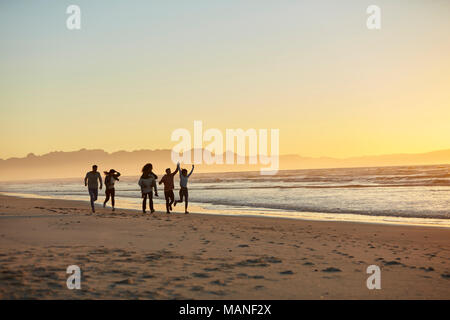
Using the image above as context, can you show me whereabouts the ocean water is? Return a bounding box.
[1,165,449,225]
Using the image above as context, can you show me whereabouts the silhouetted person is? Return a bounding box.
[84,165,102,213]
[103,169,120,211]
[174,163,194,214]
[138,163,158,213]
[159,163,179,213]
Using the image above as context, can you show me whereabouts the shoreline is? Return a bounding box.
[0,194,450,299]
[1,192,450,229]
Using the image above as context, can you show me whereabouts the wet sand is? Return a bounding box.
[0,194,449,299]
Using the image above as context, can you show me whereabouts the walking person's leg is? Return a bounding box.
[89,188,97,213]
[174,189,183,206]
[164,191,170,213]
[149,193,155,213]
[110,188,115,211]
[168,190,175,212]
[104,190,110,208]
[89,189,95,212]
[184,189,189,214]
[142,193,147,213]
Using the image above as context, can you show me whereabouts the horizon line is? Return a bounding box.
[2,147,450,162]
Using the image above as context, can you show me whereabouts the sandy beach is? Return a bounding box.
[0,194,449,300]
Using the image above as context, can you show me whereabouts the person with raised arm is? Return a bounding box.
[103,169,120,211]
[174,163,194,214]
[159,163,179,214]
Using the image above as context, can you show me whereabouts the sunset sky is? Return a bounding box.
[1,0,449,159]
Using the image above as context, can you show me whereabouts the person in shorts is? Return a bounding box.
[159,164,179,213]
[174,163,194,214]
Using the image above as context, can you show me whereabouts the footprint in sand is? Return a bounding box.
[190,286,203,291]
[210,280,227,286]
[420,267,434,272]
[321,267,341,273]
[191,272,211,279]
[236,273,263,280]
[203,267,220,272]
[207,290,227,296]
[279,270,294,275]
[383,260,402,266]
[115,278,135,285]
[236,256,281,267]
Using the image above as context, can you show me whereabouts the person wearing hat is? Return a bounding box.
[103,169,121,211]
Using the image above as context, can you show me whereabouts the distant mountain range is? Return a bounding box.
[0,148,449,181]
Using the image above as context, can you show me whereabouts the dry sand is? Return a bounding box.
[0,194,449,299]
